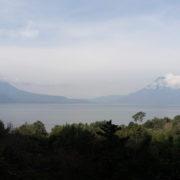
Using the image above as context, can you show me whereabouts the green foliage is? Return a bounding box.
[15,121,47,138]
[173,115,180,127]
[0,115,180,180]
[50,123,95,154]
[143,117,167,129]
[0,120,6,136]
[128,121,136,127]
[0,120,12,137]
[50,125,63,136]
[132,111,146,123]
[33,121,47,137]
[97,120,120,139]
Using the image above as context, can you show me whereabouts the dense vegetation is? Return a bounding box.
[0,114,179,180]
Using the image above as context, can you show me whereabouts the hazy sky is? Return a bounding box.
[0,0,180,98]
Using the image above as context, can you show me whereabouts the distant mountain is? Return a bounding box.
[2,74,180,105]
[0,81,87,103]
[93,75,180,105]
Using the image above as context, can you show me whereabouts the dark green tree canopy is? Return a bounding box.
[0,115,179,180]
[15,120,47,138]
[97,120,121,139]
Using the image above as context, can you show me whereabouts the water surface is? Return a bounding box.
[0,103,180,130]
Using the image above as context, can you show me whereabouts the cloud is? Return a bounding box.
[0,21,39,39]
[19,21,39,38]
[0,1,180,97]
[0,42,180,97]
[147,73,180,90]
[0,73,8,81]
[165,73,180,89]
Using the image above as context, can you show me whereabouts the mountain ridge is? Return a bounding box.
[92,75,180,105]
[0,80,88,103]
[1,74,180,105]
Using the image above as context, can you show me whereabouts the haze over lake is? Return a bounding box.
[0,103,180,130]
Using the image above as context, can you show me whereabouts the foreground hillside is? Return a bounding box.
[0,116,179,179]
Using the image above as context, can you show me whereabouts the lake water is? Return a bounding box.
[0,103,180,130]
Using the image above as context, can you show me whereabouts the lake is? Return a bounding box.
[0,103,180,130]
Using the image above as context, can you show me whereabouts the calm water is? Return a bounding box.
[0,103,180,130]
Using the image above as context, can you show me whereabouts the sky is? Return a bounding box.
[0,0,180,98]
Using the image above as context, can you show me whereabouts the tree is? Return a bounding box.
[0,120,6,136]
[33,121,47,137]
[16,121,47,137]
[132,112,146,124]
[98,120,120,139]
